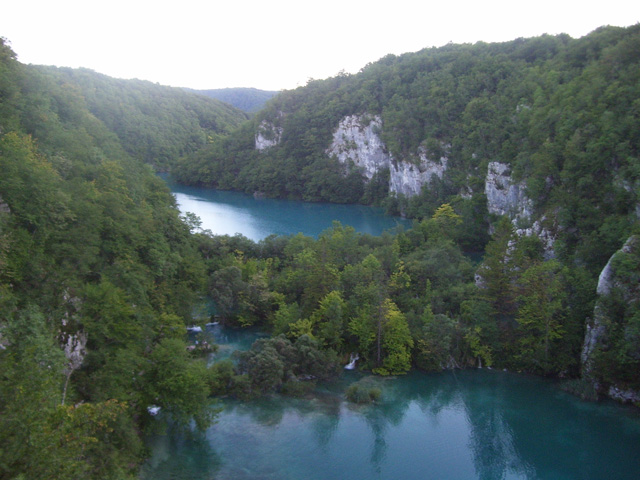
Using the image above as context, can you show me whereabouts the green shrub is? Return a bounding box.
[345,378,382,404]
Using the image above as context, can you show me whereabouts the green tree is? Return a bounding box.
[311,290,347,349]
[515,260,567,373]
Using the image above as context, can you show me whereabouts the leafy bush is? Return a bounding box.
[345,378,383,404]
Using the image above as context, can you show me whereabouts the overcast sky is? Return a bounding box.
[2,1,639,91]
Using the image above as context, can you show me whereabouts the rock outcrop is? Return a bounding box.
[484,162,557,258]
[326,115,391,180]
[0,194,10,214]
[389,147,448,197]
[514,217,557,260]
[581,235,640,403]
[255,120,283,151]
[484,162,533,223]
[326,114,447,197]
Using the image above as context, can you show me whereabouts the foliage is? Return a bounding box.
[174,25,640,275]
[346,377,383,404]
[36,66,249,170]
[2,24,640,476]
[514,260,568,374]
[0,38,218,478]
[233,335,340,395]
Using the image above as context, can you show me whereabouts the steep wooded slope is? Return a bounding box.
[175,25,640,270]
[0,38,217,479]
[37,66,249,169]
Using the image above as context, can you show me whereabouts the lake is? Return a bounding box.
[162,177,411,240]
[140,326,640,480]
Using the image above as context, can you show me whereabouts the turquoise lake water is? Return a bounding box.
[140,326,640,480]
[151,180,640,479]
[162,177,411,240]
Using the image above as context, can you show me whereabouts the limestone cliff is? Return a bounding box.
[326,115,391,180]
[484,162,533,224]
[484,162,557,258]
[582,235,640,403]
[389,147,448,197]
[255,120,283,151]
[325,114,447,197]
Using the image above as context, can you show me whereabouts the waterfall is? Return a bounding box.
[344,353,359,370]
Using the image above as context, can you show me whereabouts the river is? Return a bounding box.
[162,176,411,240]
[140,325,640,480]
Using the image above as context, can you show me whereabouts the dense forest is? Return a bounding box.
[0,38,238,478]
[171,25,640,401]
[1,25,640,479]
[34,66,249,170]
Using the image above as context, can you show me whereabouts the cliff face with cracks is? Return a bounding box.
[255,119,283,151]
[484,162,558,259]
[484,162,533,224]
[325,115,448,198]
[324,116,557,254]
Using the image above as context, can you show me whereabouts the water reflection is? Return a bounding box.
[140,427,221,480]
[142,356,640,480]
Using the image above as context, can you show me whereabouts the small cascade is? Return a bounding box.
[344,353,359,370]
[478,357,482,369]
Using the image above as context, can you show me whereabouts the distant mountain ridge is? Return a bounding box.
[187,87,278,113]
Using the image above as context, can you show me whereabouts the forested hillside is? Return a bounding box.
[1,24,639,479]
[173,26,640,399]
[37,66,249,170]
[175,26,640,265]
[0,38,230,478]
[186,87,278,113]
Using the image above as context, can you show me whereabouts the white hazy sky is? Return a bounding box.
[2,1,639,91]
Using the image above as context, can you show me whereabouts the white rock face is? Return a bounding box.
[581,307,607,371]
[147,405,161,416]
[63,330,88,373]
[326,115,392,179]
[389,148,448,197]
[582,239,632,372]
[326,115,447,197]
[485,162,533,223]
[515,217,557,260]
[608,385,640,404]
[583,237,639,372]
[485,162,556,255]
[255,120,283,151]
